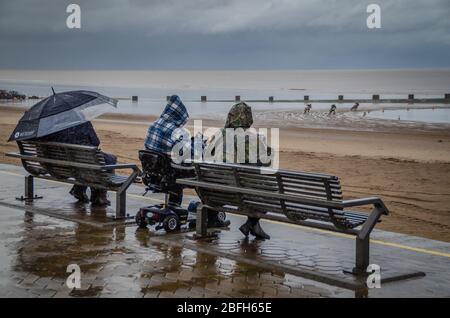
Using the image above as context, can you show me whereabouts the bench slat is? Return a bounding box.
[11,141,134,189]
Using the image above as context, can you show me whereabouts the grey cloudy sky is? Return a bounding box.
[0,0,449,69]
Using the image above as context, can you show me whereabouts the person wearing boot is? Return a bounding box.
[37,121,116,206]
[204,102,272,239]
[90,152,117,206]
[144,95,230,228]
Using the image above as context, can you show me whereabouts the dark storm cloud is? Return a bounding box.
[0,0,449,69]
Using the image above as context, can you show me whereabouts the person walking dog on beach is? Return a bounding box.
[329,104,337,115]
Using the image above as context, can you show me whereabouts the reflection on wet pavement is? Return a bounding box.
[1,164,449,298]
[0,206,351,298]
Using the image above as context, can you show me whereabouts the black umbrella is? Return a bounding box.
[8,89,117,141]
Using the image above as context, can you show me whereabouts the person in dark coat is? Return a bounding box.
[329,104,337,115]
[304,104,312,114]
[38,121,116,206]
[350,102,360,111]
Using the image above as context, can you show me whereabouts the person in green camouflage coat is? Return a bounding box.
[204,102,272,239]
[205,102,272,166]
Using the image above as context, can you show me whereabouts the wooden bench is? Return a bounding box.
[177,161,389,274]
[6,141,141,219]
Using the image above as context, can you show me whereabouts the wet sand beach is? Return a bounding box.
[1,105,450,242]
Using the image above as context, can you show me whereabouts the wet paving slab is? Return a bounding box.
[0,206,353,298]
[0,163,449,297]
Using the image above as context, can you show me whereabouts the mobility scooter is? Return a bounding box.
[136,149,199,232]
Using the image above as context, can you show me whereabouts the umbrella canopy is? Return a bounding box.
[8,90,117,141]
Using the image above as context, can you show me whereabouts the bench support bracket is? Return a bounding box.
[16,175,43,202]
[351,205,384,274]
[191,205,218,240]
[115,190,127,219]
[196,205,208,237]
[354,236,370,274]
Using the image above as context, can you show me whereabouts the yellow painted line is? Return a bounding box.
[369,240,450,258]
[1,169,450,259]
[0,170,164,204]
[127,193,168,204]
[263,218,450,258]
[0,170,27,178]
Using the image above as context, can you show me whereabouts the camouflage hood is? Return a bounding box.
[224,102,253,129]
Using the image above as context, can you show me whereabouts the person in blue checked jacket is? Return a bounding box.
[144,95,230,228]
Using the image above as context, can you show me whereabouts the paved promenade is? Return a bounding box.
[0,163,449,298]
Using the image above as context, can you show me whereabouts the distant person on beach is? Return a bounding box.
[329,104,337,115]
[204,102,272,240]
[37,122,117,206]
[304,104,312,114]
[351,102,359,111]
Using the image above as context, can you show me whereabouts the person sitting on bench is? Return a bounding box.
[37,121,117,206]
[144,95,230,228]
[204,102,272,239]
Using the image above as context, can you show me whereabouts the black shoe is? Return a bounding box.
[90,189,110,207]
[69,185,89,203]
[250,221,270,240]
[239,222,251,237]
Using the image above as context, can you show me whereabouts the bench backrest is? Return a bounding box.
[193,162,356,229]
[17,141,111,187]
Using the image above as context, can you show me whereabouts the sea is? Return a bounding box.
[1,69,450,124]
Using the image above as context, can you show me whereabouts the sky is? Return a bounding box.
[0,0,449,70]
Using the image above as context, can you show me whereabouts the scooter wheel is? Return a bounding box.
[217,211,227,223]
[163,215,180,232]
[135,212,148,229]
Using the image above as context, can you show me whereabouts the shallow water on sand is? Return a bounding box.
[365,108,450,124]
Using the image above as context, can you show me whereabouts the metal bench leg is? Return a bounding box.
[16,175,43,202]
[352,205,383,274]
[354,235,370,274]
[116,190,126,219]
[196,205,208,238]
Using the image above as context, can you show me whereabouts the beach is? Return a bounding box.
[1,105,450,242]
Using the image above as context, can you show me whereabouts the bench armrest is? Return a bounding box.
[104,164,141,173]
[5,152,22,158]
[342,197,389,215]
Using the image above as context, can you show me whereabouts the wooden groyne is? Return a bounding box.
[190,94,450,104]
[7,94,448,104]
